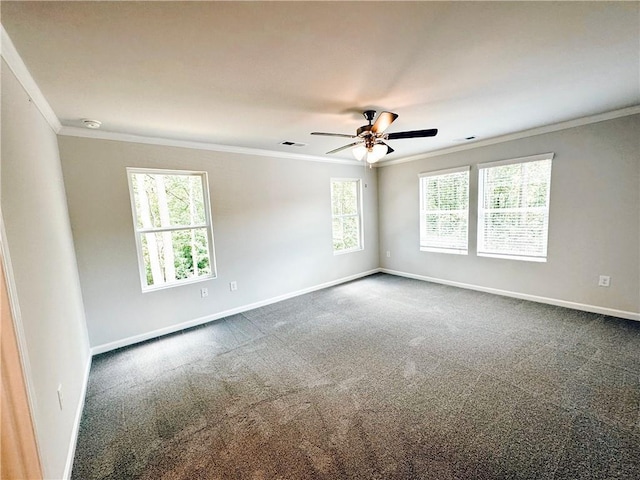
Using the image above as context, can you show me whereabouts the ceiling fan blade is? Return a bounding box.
[380,142,395,155]
[326,142,361,155]
[311,132,357,138]
[371,111,399,134]
[387,128,438,140]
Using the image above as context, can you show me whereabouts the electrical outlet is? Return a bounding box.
[57,384,64,410]
[230,281,238,292]
[598,275,611,287]
[386,251,391,258]
[200,288,208,298]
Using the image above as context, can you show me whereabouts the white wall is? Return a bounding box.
[378,115,640,317]
[1,60,91,479]
[58,136,379,349]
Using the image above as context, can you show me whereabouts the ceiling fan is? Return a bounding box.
[311,110,437,164]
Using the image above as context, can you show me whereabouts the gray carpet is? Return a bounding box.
[72,273,640,479]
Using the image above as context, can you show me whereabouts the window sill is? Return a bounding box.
[477,252,547,262]
[141,274,216,293]
[420,247,468,255]
[333,247,364,256]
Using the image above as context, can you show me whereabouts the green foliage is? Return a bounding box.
[424,171,468,211]
[423,212,468,249]
[133,172,212,287]
[333,216,360,251]
[331,180,358,216]
[331,180,361,252]
[479,159,552,256]
[483,160,550,210]
[141,230,211,286]
[132,173,205,228]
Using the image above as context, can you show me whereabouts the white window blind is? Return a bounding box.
[419,166,469,254]
[477,153,553,262]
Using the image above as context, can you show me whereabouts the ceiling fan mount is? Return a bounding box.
[311,110,437,163]
[363,109,376,123]
[355,110,377,139]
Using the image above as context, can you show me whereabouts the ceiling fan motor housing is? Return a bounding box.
[357,125,373,137]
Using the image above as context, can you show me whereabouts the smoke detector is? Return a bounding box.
[82,119,102,129]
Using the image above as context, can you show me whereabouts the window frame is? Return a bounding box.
[330,178,364,255]
[477,153,554,262]
[126,167,217,292]
[419,165,470,255]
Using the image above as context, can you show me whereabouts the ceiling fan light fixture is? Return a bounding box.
[352,142,388,163]
[352,145,367,161]
[366,143,388,164]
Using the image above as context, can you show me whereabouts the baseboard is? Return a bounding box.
[91,268,382,355]
[381,269,640,322]
[62,355,92,479]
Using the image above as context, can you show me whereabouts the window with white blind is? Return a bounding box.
[127,168,217,291]
[331,178,363,254]
[419,166,469,254]
[477,153,553,262]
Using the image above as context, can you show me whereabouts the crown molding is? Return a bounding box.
[58,105,640,168]
[57,126,362,165]
[1,23,344,165]
[378,105,640,167]
[3,22,637,167]
[1,25,62,133]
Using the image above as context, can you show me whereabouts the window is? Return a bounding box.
[477,153,553,262]
[419,166,470,254]
[331,179,363,253]
[127,168,216,291]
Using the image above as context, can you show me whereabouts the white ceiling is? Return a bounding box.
[2,1,639,162]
